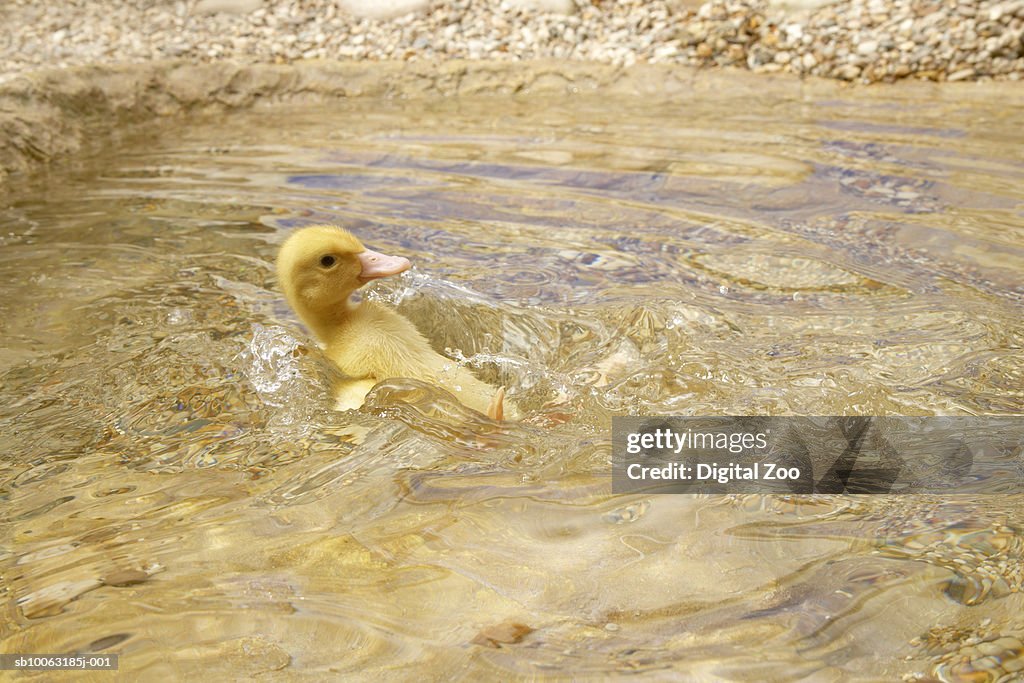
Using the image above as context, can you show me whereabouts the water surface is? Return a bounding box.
[1,82,1023,681]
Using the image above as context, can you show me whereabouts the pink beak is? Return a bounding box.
[357,247,411,283]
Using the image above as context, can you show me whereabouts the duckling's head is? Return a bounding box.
[276,225,411,332]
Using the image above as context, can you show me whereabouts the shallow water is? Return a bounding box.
[1,82,1023,681]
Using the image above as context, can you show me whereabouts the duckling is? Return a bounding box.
[276,225,512,420]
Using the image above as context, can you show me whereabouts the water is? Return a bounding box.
[1,82,1023,680]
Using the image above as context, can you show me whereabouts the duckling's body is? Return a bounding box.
[276,225,511,419]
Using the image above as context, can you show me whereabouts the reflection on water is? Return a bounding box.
[1,82,1023,680]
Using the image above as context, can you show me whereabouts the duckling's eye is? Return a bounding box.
[319,255,336,268]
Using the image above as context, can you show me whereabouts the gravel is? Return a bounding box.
[1,0,1022,84]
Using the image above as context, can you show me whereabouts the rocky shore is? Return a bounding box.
[2,0,1023,85]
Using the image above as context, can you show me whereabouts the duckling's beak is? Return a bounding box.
[357,248,411,284]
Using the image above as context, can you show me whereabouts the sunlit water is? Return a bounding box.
[1,82,1023,681]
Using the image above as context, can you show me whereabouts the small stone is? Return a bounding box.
[193,0,262,15]
[857,40,879,55]
[337,0,428,20]
[837,64,862,79]
[471,621,535,648]
[505,0,576,13]
[948,67,977,80]
[653,44,678,59]
[1005,658,1024,673]
[992,636,1023,650]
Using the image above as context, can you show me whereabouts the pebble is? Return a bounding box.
[193,0,262,15]
[856,40,878,55]
[837,64,862,80]
[948,67,977,81]
[0,0,1022,85]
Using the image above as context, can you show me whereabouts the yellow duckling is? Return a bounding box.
[276,225,511,420]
